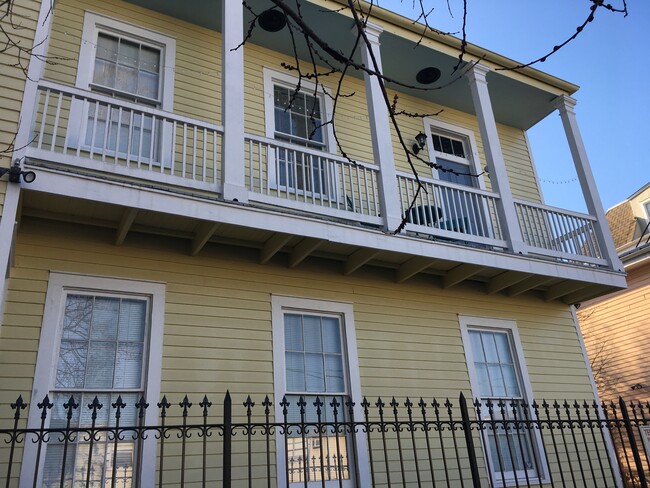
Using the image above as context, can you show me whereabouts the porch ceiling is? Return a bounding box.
[125,0,562,130]
[19,190,620,304]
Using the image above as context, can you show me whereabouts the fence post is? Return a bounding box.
[619,396,648,488]
[223,391,232,488]
[460,393,482,488]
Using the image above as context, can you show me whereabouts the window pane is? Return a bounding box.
[86,341,116,388]
[274,85,290,110]
[325,354,344,392]
[440,136,453,154]
[305,353,325,392]
[482,332,499,363]
[56,341,88,389]
[475,362,490,397]
[116,65,138,94]
[487,364,506,396]
[286,351,305,392]
[63,295,93,340]
[119,39,139,68]
[140,46,160,73]
[118,299,146,342]
[495,333,513,363]
[502,364,521,397]
[91,297,119,340]
[322,317,341,353]
[138,71,159,99]
[291,112,308,139]
[93,58,117,88]
[114,343,144,388]
[303,315,322,353]
[96,34,118,62]
[285,314,303,351]
[452,139,465,157]
[468,330,484,362]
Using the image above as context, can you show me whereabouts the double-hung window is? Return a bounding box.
[423,121,488,236]
[21,274,165,488]
[459,316,546,486]
[264,69,336,197]
[272,296,369,487]
[72,13,175,164]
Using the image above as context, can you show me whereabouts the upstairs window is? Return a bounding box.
[71,13,175,163]
[264,69,336,196]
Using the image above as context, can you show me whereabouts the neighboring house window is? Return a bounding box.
[644,200,650,219]
[264,69,336,196]
[72,12,175,163]
[459,316,547,486]
[271,296,369,487]
[21,273,165,487]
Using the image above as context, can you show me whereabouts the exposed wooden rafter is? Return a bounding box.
[115,208,138,246]
[190,222,220,256]
[443,264,484,289]
[344,248,381,276]
[289,238,324,268]
[507,276,555,297]
[487,271,531,295]
[396,257,435,283]
[260,233,292,264]
[545,280,590,302]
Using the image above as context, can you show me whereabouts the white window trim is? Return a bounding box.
[271,295,370,487]
[458,315,549,487]
[19,272,166,488]
[263,68,338,194]
[423,118,486,190]
[68,12,176,165]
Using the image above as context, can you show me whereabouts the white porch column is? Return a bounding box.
[465,63,527,254]
[221,0,248,202]
[554,95,623,271]
[0,0,55,325]
[360,23,403,231]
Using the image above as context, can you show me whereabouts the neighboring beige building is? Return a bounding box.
[0,1,631,486]
[579,182,650,401]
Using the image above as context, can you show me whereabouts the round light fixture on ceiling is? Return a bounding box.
[416,67,441,85]
[259,9,287,32]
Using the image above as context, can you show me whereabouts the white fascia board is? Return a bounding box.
[24,166,627,289]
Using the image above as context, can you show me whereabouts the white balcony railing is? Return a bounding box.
[244,134,382,224]
[26,82,612,269]
[397,172,507,248]
[514,200,606,265]
[29,81,223,192]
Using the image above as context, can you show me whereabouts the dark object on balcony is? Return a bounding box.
[259,9,287,32]
[416,66,441,85]
[406,205,442,226]
[412,131,427,155]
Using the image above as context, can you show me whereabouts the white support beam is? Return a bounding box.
[115,208,138,246]
[508,276,555,297]
[465,64,526,255]
[344,248,381,276]
[553,95,623,272]
[487,271,531,295]
[0,0,56,325]
[360,23,403,231]
[260,233,292,264]
[396,256,435,283]
[289,238,324,268]
[221,1,248,202]
[443,263,484,289]
[190,221,220,256]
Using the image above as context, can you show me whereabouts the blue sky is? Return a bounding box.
[389,0,650,212]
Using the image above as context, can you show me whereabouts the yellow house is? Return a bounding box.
[0,1,635,487]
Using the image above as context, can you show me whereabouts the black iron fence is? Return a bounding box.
[1,392,649,487]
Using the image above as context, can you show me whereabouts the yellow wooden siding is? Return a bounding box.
[44,0,222,125]
[0,217,594,409]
